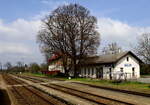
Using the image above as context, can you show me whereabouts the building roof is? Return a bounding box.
[48,53,61,63]
[81,51,143,65]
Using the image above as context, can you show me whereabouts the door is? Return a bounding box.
[109,68,112,80]
[96,67,103,78]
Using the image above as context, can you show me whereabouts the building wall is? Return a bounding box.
[48,59,65,73]
[79,54,140,79]
[114,54,140,79]
[103,66,114,79]
[80,66,97,78]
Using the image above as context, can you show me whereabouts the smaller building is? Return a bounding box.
[48,53,65,73]
[79,51,143,80]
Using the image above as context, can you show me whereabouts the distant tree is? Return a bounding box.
[0,62,2,71]
[29,63,40,73]
[17,61,23,67]
[40,63,48,71]
[102,42,122,54]
[4,62,12,71]
[134,33,150,64]
[16,61,25,72]
[37,4,100,77]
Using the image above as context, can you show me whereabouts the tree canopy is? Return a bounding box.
[37,4,100,76]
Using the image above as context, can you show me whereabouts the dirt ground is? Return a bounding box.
[0,74,11,105]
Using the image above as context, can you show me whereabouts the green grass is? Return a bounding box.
[21,72,68,79]
[66,78,150,93]
[22,72,47,77]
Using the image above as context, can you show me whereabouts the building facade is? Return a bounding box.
[79,51,142,79]
[48,54,65,73]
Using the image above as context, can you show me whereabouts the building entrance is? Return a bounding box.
[96,67,103,78]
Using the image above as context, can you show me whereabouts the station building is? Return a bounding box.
[79,51,142,79]
[48,51,142,79]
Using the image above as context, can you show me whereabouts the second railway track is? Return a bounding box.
[42,83,135,105]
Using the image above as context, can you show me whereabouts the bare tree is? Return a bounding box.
[4,62,12,70]
[134,33,150,64]
[17,61,23,68]
[102,42,122,54]
[0,62,2,71]
[37,4,100,77]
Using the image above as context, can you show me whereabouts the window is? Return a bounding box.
[132,67,135,77]
[92,68,94,75]
[127,57,129,61]
[84,68,86,75]
[120,68,123,72]
[88,68,90,75]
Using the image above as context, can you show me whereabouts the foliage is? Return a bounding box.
[40,63,48,71]
[29,63,41,73]
[140,64,150,75]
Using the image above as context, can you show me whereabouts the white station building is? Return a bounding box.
[48,51,142,79]
[79,51,143,79]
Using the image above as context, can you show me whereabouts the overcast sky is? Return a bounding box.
[0,0,150,65]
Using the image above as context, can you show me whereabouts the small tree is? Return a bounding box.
[40,63,48,71]
[29,63,40,73]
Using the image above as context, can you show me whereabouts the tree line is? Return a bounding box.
[0,61,47,73]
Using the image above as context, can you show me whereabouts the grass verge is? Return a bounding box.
[66,78,150,94]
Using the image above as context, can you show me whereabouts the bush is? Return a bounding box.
[140,64,150,75]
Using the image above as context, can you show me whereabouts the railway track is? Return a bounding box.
[16,75,44,83]
[42,83,135,105]
[11,85,68,105]
[3,74,72,105]
[17,75,150,98]
[2,74,25,85]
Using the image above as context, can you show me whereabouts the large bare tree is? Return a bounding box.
[135,33,150,64]
[37,4,100,77]
[102,42,122,54]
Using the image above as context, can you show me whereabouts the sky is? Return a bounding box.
[0,0,150,65]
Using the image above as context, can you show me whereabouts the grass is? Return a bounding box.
[22,72,47,77]
[21,72,68,79]
[66,78,150,94]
